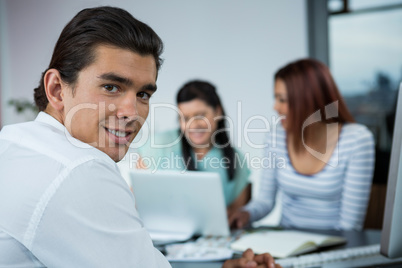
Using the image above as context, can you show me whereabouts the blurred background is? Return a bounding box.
[1,0,401,227]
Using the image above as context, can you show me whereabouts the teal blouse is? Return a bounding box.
[136,129,250,206]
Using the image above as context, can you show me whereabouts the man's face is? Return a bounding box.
[61,45,157,162]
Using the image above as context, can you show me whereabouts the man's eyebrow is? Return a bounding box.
[142,83,157,93]
[98,72,157,92]
[98,73,134,87]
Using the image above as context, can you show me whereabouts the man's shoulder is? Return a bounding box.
[0,119,115,168]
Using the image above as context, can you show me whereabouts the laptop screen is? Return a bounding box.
[130,170,230,242]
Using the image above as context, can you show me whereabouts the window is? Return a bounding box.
[328,0,402,13]
[306,0,402,229]
[308,0,402,184]
[329,6,402,153]
[323,0,402,185]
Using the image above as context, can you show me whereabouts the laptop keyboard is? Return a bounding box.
[165,237,233,261]
[194,235,236,248]
[165,232,243,262]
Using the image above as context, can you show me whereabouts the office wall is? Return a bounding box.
[0,0,308,224]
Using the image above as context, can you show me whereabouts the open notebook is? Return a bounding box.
[130,170,230,242]
[230,230,347,258]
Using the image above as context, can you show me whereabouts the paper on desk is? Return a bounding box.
[230,230,346,258]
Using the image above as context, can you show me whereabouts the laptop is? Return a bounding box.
[129,170,230,242]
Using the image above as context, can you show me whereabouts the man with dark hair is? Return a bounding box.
[0,6,278,268]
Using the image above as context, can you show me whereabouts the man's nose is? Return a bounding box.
[116,91,138,121]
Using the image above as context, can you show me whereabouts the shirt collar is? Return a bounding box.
[34,112,119,165]
[34,111,93,151]
[35,111,66,132]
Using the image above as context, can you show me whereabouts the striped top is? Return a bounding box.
[244,123,375,230]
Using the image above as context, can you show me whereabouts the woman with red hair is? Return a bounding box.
[230,58,375,231]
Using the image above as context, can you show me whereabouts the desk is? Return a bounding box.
[168,229,399,268]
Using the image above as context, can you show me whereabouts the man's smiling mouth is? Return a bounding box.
[104,127,134,144]
[106,128,130,137]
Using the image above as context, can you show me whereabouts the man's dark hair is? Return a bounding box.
[34,6,164,111]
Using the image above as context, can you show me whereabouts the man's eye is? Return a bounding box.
[138,92,151,100]
[104,85,119,93]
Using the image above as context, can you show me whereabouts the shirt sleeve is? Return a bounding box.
[243,132,278,222]
[339,127,375,230]
[31,160,171,268]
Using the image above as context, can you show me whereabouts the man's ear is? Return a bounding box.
[44,69,65,111]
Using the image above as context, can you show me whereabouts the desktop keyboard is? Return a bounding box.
[275,244,402,268]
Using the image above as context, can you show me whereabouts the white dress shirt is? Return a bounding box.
[0,112,171,267]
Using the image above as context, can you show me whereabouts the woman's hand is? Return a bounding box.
[228,210,251,229]
[222,248,281,268]
[136,156,147,169]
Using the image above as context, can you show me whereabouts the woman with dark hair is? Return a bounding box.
[137,80,251,214]
[229,58,375,230]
